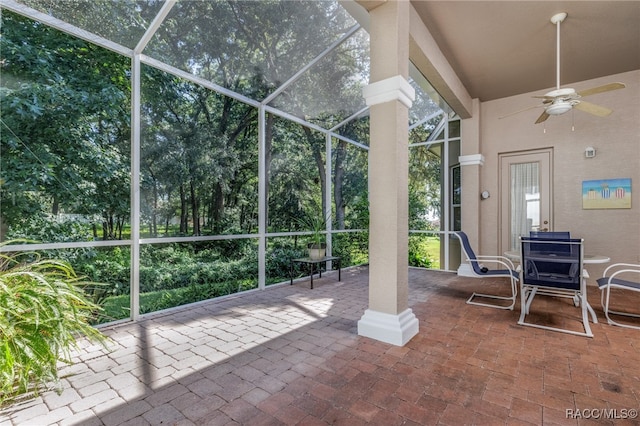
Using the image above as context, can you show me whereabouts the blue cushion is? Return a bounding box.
[482,268,519,280]
[597,277,640,291]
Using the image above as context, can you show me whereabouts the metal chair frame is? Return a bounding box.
[518,237,596,337]
[455,231,518,310]
[597,263,640,330]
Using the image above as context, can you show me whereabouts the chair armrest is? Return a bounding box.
[475,255,516,270]
[603,263,640,283]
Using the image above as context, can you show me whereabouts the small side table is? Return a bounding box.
[290,256,341,289]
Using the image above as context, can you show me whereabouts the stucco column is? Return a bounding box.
[357,0,419,346]
[458,98,483,276]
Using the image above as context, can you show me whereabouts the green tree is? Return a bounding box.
[0,11,131,241]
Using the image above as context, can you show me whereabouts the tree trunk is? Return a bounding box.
[334,140,347,230]
[164,190,172,236]
[212,182,224,233]
[0,215,8,242]
[180,185,188,234]
[152,180,158,237]
[52,196,60,216]
[102,213,114,240]
[190,181,200,236]
[303,127,326,215]
[264,113,274,225]
[117,216,124,240]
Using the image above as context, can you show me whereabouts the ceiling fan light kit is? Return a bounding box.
[546,101,574,116]
[500,12,625,124]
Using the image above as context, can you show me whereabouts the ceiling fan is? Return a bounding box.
[503,12,625,124]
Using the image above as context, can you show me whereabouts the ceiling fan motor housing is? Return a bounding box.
[544,88,577,98]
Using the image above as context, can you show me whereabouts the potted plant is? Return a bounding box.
[297,209,331,260]
[0,242,108,406]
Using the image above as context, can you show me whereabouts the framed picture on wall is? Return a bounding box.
[582,178,632,209]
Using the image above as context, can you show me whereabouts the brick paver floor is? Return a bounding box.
[1,266,639,425]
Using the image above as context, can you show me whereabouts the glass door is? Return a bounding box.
[500,149,553,252]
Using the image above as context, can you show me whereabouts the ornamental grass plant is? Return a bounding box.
[295,207,331,249]
[0,243,108,406]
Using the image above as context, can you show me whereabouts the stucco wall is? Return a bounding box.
[474,69,639,279]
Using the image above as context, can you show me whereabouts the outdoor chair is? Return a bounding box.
[519,237,596,337]
[455,231,518,310]
[529,231,571,239]
[597,263,640,330]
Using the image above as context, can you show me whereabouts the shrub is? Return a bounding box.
[408,235,436,268]
[0,244,108,406]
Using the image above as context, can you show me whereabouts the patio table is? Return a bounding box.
[290,256,341,289]
[504,250,610,265]
[505,249,610,326]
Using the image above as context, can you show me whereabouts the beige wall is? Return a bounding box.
[469,69,639,278]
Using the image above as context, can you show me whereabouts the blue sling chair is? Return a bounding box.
[597,263,640,330]
[455,231,518,310]
[519,236,597,337]
[529,231,571,239]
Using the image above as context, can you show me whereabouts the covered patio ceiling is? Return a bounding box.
[351,1,639,118]
[410,1,640,104]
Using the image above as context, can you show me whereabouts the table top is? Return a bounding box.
[503,250,610,264]
[291,256,340,263]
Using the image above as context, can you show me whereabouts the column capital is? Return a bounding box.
[363,75,415,108]
[459,153,484,166]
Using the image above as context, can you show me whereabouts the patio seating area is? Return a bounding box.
[2,267,639,425]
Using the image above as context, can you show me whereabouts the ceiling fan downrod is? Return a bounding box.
[551,12,567,91]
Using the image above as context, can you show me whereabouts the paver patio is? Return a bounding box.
[1,266,639,425]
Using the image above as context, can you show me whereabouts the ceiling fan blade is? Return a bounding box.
[499,104,544,119]
[577,82,626,97]
[574,100,613,117]
[535,110,550,124]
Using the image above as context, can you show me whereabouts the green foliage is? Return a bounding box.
[1,6,374,243]
[332,232,369,266]
[6,216,95,243]
[295,207,331,248]
[1,11,131,241]
[408,142,442,230]
[75,247,131,306]
[265,242,307,283]
[137,243,257,294]
[408,235,439,269]
[0,243,107,405]
[101,278,257,319]
[0,2,448,331]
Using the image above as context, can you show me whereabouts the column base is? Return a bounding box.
[357,308,419,346]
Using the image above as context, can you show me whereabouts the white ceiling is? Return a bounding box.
[411,1,640,102]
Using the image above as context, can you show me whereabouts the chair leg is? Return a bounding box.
[524,287,537,314]
[601,286,640,330]
[518,283,528,324]
[466,278,517,310]
[518,286,594,337]
[579,294,593,337]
